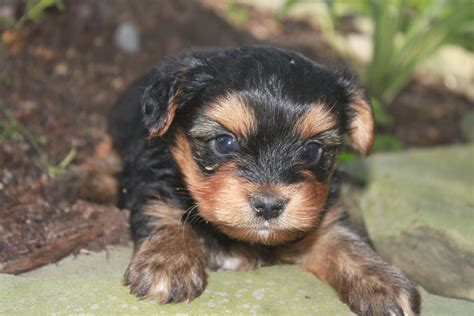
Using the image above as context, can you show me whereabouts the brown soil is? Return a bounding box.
[0,0,472,272]
[389,77,473,147]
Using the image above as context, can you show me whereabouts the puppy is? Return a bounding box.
[109,46,420,315]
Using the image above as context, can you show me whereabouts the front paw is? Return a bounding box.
[347,267,421,316]
[124,248,207,304]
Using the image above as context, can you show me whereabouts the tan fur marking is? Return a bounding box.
[398,292,417,316]
[171,131,330,246]
[143,200,184,230]
[204,94,256,138]
[295,204,420,315]
[149,90,181,138]
[124,198,207,303]
[349,96,375,156]
[296,103,337,139]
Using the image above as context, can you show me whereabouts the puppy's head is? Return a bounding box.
[142,47,374,245]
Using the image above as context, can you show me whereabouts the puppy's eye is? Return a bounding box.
[212,135,237,155]
[303,141,323,163]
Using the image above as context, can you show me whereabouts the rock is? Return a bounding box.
[342,145,474,301]
[1,245,473,314]
[0,246,351,315]
[114,22,140,54]
[461,111,474,143]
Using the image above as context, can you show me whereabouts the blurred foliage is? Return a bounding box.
[278,0,472,154]
[339,150,359,162]
[1,0,64,48]
[22,0,64,25]
[0,1,71,176]
[1,73,13,88]
[339,132,403,163]
[278,0,473,104]
[0,102,76,177]
[0,15,16,30]
[359,0,473,104]
[275,0,302,20]
[372,133,404,152]
[226,0,250,25]
[371,97,393,126]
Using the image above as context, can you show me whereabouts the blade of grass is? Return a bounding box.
[0,101,76,177]
[0,103,45,158]
[48,148,77,177]
[17,0,64,27]
[382,7,473,102]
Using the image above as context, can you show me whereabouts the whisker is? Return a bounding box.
[181,203,199,256]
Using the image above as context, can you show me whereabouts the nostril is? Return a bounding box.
[254,206,265,215]
[271,204,283,212]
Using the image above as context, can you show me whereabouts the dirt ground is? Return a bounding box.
[0,0,472,273]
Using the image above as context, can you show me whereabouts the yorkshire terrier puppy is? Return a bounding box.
[109,46,420,315]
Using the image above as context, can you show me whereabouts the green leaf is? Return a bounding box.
[275,0,303,20]
[25,0,64,23]
[47,147,77,177]
[339,150,360,163]
[372,134,404,152]
[2,74,13,88]
[371,97,393,126]
[328,0,474,103]
[0,101,76,177]
[226,0,250,24]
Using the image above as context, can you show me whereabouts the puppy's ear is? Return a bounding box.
[337,73,375,156]
[142,55,212,137]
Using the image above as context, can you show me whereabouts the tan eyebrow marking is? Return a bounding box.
[203,93,256,138]
[295,103,337,138]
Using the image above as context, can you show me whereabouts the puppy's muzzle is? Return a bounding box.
[249,191,288,220]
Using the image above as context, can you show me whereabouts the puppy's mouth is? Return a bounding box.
[249,222,274,234]
[225,220,279,233]
[253,225,276,238]
[213,218,307,246]
[189,179,326,245]
[253,219,279,233]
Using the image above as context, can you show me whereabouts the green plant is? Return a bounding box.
[1,0,64,47]
[372,133,403,152]
[18,0,64,26]
[362,0,473,103]
[371,97,393,126]
[225,0,250,25]
[275,0,303,20]
[277,0,473,104]
[339,132,403,163]
[1,74,13,88]
[339,150,359,162]
[0,102,76,177]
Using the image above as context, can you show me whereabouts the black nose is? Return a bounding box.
[250,193,288,220]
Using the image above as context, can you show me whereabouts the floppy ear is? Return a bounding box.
[142,55,212,137]
[337,74,375,156]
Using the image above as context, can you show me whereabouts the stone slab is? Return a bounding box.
[342,145,474,300]
[1,246,473,315]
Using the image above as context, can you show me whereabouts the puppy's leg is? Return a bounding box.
[124,201,207,304]
[301,206,420,315]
